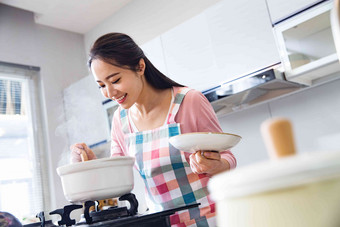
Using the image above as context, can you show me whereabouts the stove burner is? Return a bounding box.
[82,193,139,224]
[45,193,139,226]
[24,195,200,227]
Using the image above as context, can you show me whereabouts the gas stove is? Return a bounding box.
[23,193,199,227]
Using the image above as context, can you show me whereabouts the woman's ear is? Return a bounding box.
[137,58,146,75]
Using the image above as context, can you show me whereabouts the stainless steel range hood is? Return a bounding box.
[202,63,307,117]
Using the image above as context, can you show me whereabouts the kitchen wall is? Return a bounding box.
[0,4,88,209]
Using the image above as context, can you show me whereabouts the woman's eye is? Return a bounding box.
[111,78,120,84]
[98,85,105,89]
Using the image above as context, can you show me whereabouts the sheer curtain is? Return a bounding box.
[0,62,50,221]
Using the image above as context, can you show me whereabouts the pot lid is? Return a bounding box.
[57,156,135,176]
[208,150,340,200]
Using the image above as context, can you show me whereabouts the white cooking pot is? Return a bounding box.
[208,118,340,227]
[57,156,135,203]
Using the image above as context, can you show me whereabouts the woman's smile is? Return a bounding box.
[114,93,127,104]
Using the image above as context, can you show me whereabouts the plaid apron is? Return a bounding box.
[120,87,216,227]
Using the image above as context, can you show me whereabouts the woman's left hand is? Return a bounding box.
[189,150,230,176]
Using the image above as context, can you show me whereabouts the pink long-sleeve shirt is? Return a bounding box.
[110,87,237,169]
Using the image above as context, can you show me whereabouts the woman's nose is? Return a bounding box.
[106,85,117,99]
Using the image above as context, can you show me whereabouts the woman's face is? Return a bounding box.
[91,59,145,109]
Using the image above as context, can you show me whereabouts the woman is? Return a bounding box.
[71,33,236,227]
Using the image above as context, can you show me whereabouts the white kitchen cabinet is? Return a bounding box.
[273,0,340,85]
[161,13,220,91]
[266,0,320,23]
[160,0,280,92]
[141,36,168,76]
[205,0,280,85]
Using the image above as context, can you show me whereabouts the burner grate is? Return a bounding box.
[82,193,138,224]
[23,195,200,227]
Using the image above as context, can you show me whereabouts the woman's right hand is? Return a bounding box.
[70,143,97,163]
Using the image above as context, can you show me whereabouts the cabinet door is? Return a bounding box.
[266,0,320,23]
[141,36,168,75]
[161,13,220,91]
[161,0,280,91]
[273,1,340,85]
[205,0,280,84]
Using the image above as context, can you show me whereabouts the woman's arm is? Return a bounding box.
[176,89,237,175]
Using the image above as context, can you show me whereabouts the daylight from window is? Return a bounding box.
[0,77,38,220]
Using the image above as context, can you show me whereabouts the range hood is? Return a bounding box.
[202,63,307,117]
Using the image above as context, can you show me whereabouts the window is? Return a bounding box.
[0,62,50,221]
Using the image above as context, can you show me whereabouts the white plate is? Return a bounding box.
[169,132,241,152]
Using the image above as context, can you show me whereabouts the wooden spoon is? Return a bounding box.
[80,149,88,162]
[261,117,296,159]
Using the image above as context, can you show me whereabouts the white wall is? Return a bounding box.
[0,4,88,209]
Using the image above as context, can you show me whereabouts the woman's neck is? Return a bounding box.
[133,85,172,119]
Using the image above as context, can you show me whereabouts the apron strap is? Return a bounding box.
[166,87,192,124]
[120,87,192,133]
[120,107,130,134]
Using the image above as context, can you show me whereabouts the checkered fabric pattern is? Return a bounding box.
[120,87,216,226]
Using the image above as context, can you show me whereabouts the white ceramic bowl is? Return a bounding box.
[57,156,135,203]
[208,150,340,227]
[169,132,241,152]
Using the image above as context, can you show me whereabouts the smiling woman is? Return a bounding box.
[69,32,237,227]
[0,62,50,222]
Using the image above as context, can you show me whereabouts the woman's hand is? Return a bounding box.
[70,143,97,163]
[189,150,230,176]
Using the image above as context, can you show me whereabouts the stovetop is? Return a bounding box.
[24,193,199,227]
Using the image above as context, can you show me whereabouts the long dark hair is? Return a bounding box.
[88,33,184,89]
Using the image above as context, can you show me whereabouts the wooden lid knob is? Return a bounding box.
[261,117,296,159]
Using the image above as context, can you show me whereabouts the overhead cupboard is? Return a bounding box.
[272,0,340,85]
[142,0,340,92]
[141,0,281,92]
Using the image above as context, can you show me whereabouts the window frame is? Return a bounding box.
[0,62,51,218]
